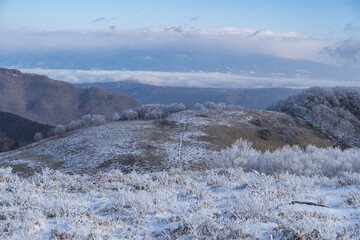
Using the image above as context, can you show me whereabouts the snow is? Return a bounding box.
[0,167,359,239]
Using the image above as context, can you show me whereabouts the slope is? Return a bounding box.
[0,111,52,152]
[0,68,141,125]
[0,108,332,176]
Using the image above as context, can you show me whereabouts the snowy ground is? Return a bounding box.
[0,165,359,239]
[1,138,360,239]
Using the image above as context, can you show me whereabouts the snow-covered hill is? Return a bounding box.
[0,109,359,239]
[0,109,332,176]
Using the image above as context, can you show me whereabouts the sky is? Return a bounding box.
[0,0,360,88]
[0,0,359,38]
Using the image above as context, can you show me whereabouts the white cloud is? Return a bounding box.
[323,39,360,64]
[20,69,360,89]
[0,26,335,64]
[93,17,115,23]
[134,56,153,61]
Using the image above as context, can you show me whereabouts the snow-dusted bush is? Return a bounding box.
[112,112,120,121]
[65,119,86,132]
[163,103,186,114]
[120,109,139,120]
[268,87,360,147]
[49,103,185,137]
[208,138,360,177]
[204,101,218,110]
[50,114,107,137]
[53,124,66,136]
[82,114,106,125]
[144,108,164,119]
[33,132,43,142]
[195,102,243,110]
[194,103,206,110]
[120,103,186,121]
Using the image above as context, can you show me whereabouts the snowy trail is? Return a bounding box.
[178,119,187,169]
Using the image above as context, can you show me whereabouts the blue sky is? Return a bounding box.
[0,0,359,39]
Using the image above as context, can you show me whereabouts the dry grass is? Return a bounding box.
[193,109,332,152]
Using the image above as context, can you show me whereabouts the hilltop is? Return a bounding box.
[0,108,332,176]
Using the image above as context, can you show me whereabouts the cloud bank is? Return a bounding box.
[0,26,334,64]
[3,26,359,88]
[323,39,360,64]
[21,69,360,89]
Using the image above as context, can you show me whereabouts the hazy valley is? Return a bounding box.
[77,81,300,110]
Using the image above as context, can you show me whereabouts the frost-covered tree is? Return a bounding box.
[163,103,186,115]
[123,103,186,120]
[268,87,360,147]
[90,114,106,125]
[144,108,164,119]
[121,109,138,120]
[197,102,241,110]
[204,102,217,110]
[50,114,107,137]
[66,119,86,132]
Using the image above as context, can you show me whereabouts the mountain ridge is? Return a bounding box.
[77,80,301,109]
[0,68,141,125]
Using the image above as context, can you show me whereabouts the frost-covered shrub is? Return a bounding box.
[123,103,186,121]
[268,87,360,147]
[204,102,218,110]
[54,124,66,136]
[33,132,43,142]
[120,109,138,120]
[209,138,360,177]
[65,119,86,132]
[82,114,106,125]
[195,102,243,110]
[144,108,164,119]
[215,139,258,168]
[51,114,107,137]
[194,103,205,110]
[163,103,186,114]
[49,103,186,137]
[112,112,120,121]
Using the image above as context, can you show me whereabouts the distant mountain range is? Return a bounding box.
[0,68,141,125]
[77,81,301,109]
[0,111,52,152]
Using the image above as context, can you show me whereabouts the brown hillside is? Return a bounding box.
[0,68,142,125]
[0,111,52,152]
